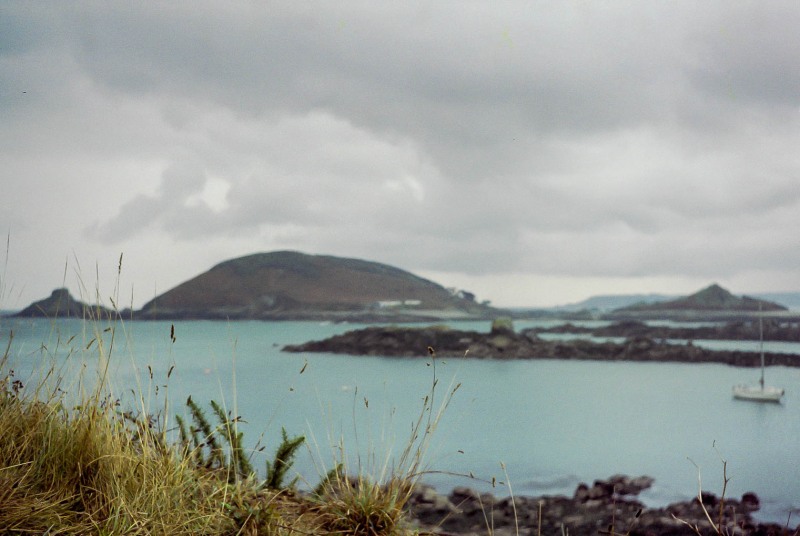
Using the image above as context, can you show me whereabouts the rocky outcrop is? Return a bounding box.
[11,288,115,319]
[283,325,800,368]
[405,476,786,536]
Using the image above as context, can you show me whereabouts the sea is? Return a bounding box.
[2,316,799,524]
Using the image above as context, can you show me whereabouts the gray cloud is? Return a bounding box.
[3,1,800,308]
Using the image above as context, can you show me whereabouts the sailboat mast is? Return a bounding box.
[758,303,765,389]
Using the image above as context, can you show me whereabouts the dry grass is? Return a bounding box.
[312,474,412,536]
[0,345,249,534]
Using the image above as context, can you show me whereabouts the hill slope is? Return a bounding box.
[136,251,495,320]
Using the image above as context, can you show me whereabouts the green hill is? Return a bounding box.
[136,251,496,320]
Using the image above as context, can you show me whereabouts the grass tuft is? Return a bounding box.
[0,354,229,534]
[314,473,412,536]
[306,345,462,535]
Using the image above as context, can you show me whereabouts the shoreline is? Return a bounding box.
[405,475,792,535]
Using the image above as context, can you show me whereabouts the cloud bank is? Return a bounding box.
[3,1,800,308]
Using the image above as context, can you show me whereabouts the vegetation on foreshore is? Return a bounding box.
[0,314,460,535]
[1,256,793,535]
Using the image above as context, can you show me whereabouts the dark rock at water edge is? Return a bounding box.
[406,475,788,536]
[282,324,800,368]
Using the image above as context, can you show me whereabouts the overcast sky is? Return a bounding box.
[3,1,800,310]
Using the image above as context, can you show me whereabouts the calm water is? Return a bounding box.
[2,317,799,523]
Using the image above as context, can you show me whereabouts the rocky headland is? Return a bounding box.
[282,322,800,368]
[405,475,785,536]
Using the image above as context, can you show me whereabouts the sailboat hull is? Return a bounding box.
[732,306,784,402]
[732,384,784,402]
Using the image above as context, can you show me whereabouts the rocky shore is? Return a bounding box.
[406,475,787,536]
[282,324,800,368]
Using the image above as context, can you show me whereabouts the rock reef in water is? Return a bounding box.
[282,324,800,368]
[406,475,784,536]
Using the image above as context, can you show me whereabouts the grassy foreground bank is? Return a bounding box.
[0,320,453,535]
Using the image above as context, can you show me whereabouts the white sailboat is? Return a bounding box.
[733,307,784,402]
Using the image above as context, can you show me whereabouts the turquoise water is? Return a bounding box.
[2,317,799,523]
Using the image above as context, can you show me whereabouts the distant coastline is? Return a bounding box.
[7,252,800,324]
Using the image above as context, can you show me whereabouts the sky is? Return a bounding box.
[3,2,800,310]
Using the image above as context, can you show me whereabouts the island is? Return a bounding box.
[131,251,501,321]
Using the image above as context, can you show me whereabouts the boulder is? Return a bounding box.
[741,491,760,511]
[490,317,515,334]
